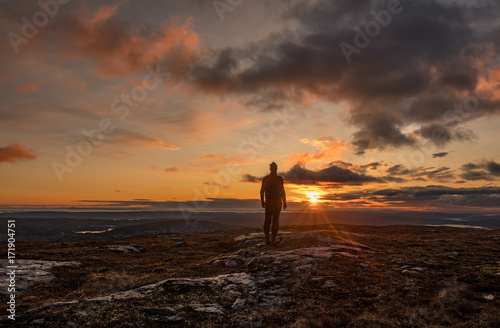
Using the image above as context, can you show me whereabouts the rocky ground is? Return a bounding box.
[1,224,500,327]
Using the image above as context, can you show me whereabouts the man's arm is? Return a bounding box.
[260,177,266,208]
[281,177,287,209]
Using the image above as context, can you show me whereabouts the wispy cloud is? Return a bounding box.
[53,5,199,78]
[460,159,500,181]
[151,165,179,173]
[285,137,349,165]
[2,3,200,78]
[103,130,179,150]
[385,164,456,183]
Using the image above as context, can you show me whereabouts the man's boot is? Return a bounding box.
[265,234,271,245]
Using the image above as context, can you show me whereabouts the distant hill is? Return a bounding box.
[2,209,500,242]
[0,218,232,242]
[99,219,232,239]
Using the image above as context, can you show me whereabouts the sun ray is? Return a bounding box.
[306,191,321,204]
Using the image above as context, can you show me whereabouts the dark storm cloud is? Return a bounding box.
[369,185,500,207]
[460,169,493,181]
[415,124,477,146]
[460,159,500,180]
[350,116,417,154]
[189,0,500,154]
[282,163,384,184]
[241,163,383,185]
[432,152,450,158]
[5,1,498,156]
[240,174,261,183]
[243,160,458,185]
[409,186,500,198]
[321,185,500,208]
[486,161,500,176]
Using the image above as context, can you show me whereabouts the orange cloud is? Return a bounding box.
[151,165,179,173]
[151,139,180,150]
[197,153,245,168]
[199,154,226,160]
[476,67,500,101]
[285,137,349,166]
[52,5,199,78]
[107,130,179,151]
[16,82,37,94]
[0,143,36,163]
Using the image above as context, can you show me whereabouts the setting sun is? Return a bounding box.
[306,192,321,205]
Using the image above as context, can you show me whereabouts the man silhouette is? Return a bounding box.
[260,162,287,245]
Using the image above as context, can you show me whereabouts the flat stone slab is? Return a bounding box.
[105,245,144,253]
[190,303,225,314]
[0,259,80,294]
[234,232,292,242]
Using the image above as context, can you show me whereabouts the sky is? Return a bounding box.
[1,0,500,212]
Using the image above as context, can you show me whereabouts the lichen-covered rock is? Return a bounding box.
[0,259,80,294]
[105,245,144,253]
[190,303,225,314]
[172,241,188,247]
[154,314,186,323]
[232,298,247,310]
[142,306,184,316]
